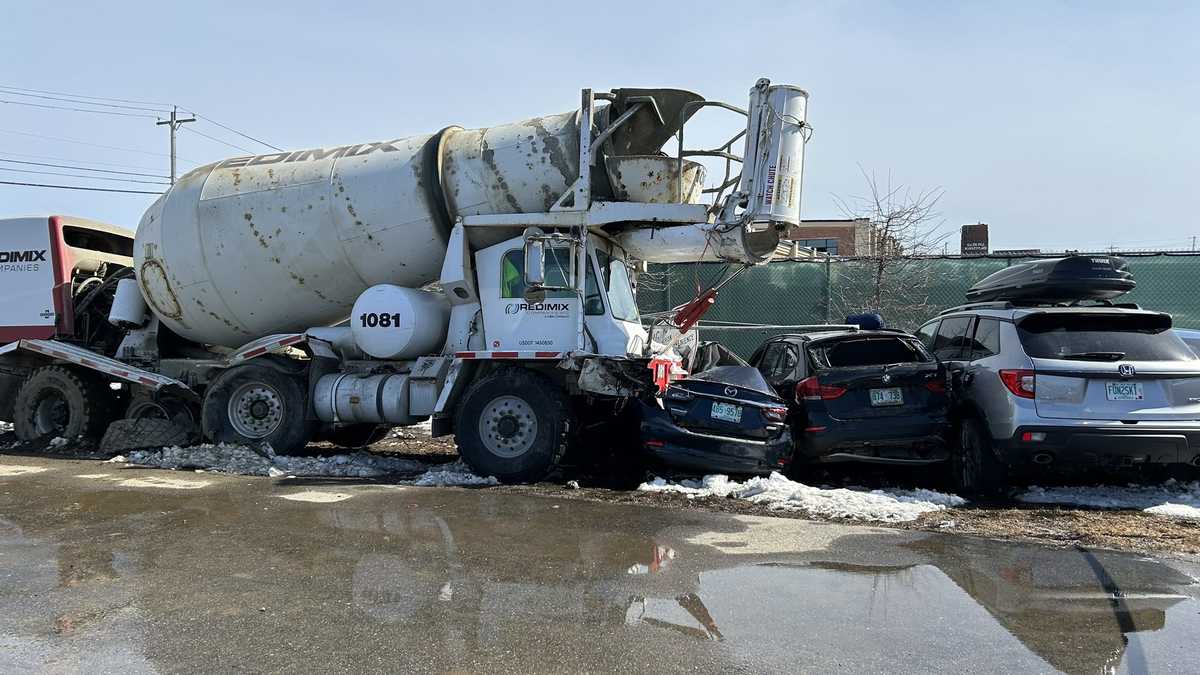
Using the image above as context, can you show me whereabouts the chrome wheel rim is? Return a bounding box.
[478,395,538,458]
[227,382,284,439]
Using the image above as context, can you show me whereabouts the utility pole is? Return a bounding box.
[156,105,195,184]
[1192,235,1196,252]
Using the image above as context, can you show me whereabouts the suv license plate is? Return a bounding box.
[710,401,742,423]
[1105,382,1144,401]
[870,387,904,406]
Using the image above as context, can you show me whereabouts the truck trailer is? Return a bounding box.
[0,78,809,482]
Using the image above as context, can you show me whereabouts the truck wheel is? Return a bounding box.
[455,368,571,483]
[952,417,1008,499]
[325,424,390,449]
[202,364,314,455]
[12,365,111,441]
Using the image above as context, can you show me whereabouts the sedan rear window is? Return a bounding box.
[810,336,932,368]
[1018,313,1195,362]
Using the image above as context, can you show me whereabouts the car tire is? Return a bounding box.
[201,364,314,455]
[952,416,1008,498]
[13,365,114,441]
[455,368,571,484]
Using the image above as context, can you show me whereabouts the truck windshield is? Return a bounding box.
[596,248,640,323]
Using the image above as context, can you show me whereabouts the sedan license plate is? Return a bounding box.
[869,387,904,407]
[1105,381,1144,401]
[710,401,743,423]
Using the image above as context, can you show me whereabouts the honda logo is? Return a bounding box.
[1118,364,1136,378]
[724,386,738,397]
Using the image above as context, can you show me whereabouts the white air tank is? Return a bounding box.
[350,285,449,360]
[134,112,582,347]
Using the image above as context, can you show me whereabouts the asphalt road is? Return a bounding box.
[2,454,1199,674]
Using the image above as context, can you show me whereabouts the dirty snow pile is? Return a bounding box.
[113,443,499,485]
[639,472,966,523]
[404,462,499,487]
[1018,480,1200,520]
[0,421,12,434]
[124,443,432,478]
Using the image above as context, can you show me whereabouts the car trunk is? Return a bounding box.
[661,366,786,440]
[815,363,946,421]
[1019,312,1200,422]
[805,335,946,421]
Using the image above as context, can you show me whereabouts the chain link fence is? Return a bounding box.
[637,253,1200,358]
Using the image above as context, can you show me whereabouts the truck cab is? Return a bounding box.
[0,215,133,343]
[475,234,646,356]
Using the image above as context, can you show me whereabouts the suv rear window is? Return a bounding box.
[1018,313,1195,362]
[809,336,932,368]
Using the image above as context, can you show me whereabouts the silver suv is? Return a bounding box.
[916,303,1200,494]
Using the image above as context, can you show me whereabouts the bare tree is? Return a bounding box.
[829,168,951,328]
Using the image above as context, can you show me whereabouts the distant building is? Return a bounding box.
[960,223,989,256]
[785,218,899,257]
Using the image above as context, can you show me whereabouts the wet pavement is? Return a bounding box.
[1,454,1199,674]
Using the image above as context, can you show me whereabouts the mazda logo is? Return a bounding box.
[724,386,738,397]
[1118,364,1136,378]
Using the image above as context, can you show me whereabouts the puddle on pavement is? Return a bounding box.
[0,478,1197,672]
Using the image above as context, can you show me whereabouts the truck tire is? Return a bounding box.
[952,416,1008,499]
[12,365,112,441]
[455,368,571,484]
[325,424,390,449]
[201,364,314,455]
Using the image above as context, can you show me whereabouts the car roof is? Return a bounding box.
[769,329,914,345]
[931,304,1168,324]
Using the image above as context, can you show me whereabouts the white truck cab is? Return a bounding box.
[475,234,645,356]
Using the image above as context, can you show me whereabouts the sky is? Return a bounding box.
[2,0,1197,252]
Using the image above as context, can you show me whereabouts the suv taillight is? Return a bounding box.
[999,369,1036,399]
[796,376,847,402]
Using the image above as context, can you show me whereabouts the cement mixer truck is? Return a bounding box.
[0,78,809,482]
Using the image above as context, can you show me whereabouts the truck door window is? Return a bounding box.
[501,248,599,314]
[932,316,973,360]
[595,248,639,323]
[62,226,134,256]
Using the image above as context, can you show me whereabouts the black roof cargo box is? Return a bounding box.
[966,255,1135,303]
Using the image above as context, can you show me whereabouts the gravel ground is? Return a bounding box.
[5,424,1200,556]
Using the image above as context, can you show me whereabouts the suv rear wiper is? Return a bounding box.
[1058,351,1126,361]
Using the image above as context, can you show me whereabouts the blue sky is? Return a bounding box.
[2,0,1197,251]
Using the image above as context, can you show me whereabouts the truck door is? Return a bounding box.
[0,217,59,341]
[476,239,593,352]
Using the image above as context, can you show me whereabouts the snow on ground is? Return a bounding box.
[125,444,432,478]
[113,442,498,485]
[0,421,12,434]
[639,472,966,523]
[1018,480,1200,520]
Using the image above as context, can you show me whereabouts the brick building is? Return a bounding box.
[785,218,899,257]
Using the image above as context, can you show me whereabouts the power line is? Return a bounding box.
[0,179,163,195]
[180,125,256,154]
[191,113,281,151]
[0,128,195,163]
[0,98,161,119]
[0,87,172,114]
[0,157,169,178]
[0,166,170,185]
[0,84,172,108]
[0,150,165,173]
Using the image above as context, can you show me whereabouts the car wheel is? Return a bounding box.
[201,364,314,455]
[455,368,571,484]
[12,365,113,441]
[952,417,1008,498]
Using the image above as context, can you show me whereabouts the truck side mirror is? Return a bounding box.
[522,228,546,288]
